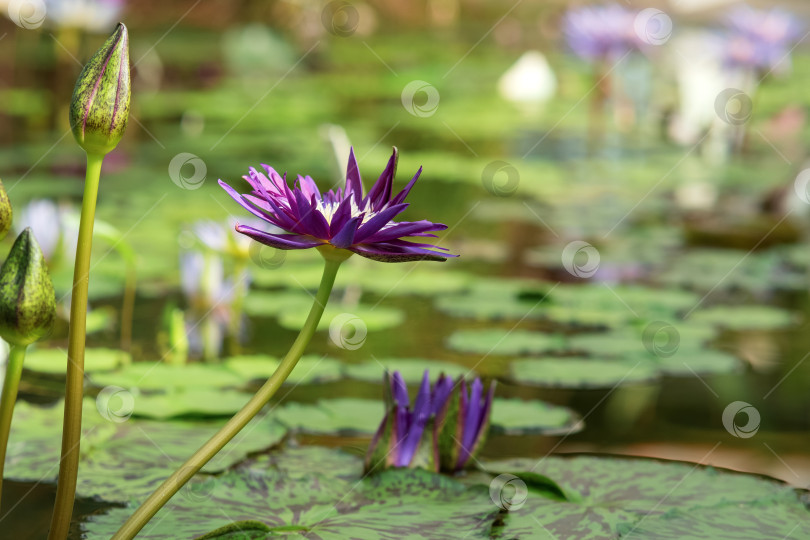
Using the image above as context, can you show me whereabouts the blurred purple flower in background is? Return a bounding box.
[563,4,641,62]
[724,6,803,73]
[220,147,455,263]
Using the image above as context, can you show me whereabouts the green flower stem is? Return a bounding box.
[0,344,27,509]
[112,254,345,540]
[49,152,104,540]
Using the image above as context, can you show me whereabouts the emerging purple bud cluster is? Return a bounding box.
[365,370,495,474]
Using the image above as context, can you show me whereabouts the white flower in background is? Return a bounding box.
[498,51,557,106]
[16,199,63,262]
[179,251,234,360]
[44,0,126,32]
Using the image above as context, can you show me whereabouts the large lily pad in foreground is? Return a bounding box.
[83,446,810,539]
[6,399,287,502]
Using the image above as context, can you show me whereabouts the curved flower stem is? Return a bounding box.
[49,151,104,540]
[112,253,346,540]
[0,344,27,509]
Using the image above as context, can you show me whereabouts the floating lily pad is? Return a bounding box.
[89,362,246,391]
[84,447,494,539]
[6,398,287,502]
[276,398,384,435]
[658,249,807,295]
[278,304,405,332]
[252,261,472,296]
[446,329,567,356]
[510,358,660,389]
[242,290,314,318]
[628,495,810,539]
[129,388,251,419]
[343,358,471,383]
[24,347,131,374]
[84,446,810,539]
[489,398,583,435]
[223,355,343,384]
[689,306,796,330]
[484,455,810,539]
[275,397,578,436]
[654,350,743,376]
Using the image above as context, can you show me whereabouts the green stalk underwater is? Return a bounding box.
[111,253,346,540]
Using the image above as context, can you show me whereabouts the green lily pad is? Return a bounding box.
[89,362,246,391]
[84,447,494,539]
[24,347,131,374]
[251,260,472,296]
[689,306,796,330]
[6,398,287,502]
[343,358,471,383]
[510,357,661,389]
[484,455,810,539]
[654,350,743,376]
[84,446,810,539]
[223,355,343,384]
[276,398,384,435]
[275,397,578,436]
[278,305,404,332]
[446,329,567,356]
[241,290,315,318]
[489,398,583,435]
[627,495,810,539]
[129,388,251,419]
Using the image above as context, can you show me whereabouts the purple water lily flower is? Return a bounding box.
[724,7,803,73]
[365,370,453,472]
[436,377,496,473]
[219,147,455,263]
[563,5,641,62]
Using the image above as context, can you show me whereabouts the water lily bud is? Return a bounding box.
[0,229,56,346]
[436,377,495,473]
[69,23,131,156]
[0,179,11,241]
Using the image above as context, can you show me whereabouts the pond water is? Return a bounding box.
[2,3,810,538]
